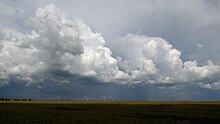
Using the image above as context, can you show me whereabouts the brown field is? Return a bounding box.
[1,101,220,104]
[0,101,220,124]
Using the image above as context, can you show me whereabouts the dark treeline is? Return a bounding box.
[0,98,32,101]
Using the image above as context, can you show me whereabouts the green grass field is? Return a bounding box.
[0,101,220,124]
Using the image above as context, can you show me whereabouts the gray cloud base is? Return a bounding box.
[0,5,220,89]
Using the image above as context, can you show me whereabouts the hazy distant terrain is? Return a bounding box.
[0,101,220,124]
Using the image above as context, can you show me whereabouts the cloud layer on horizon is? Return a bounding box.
[0,4,220,89]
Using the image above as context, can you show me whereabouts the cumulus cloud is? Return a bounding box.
[0,4,127,86]
[201,81,220,90]
[113,34,220,85]
[0,4,220,89]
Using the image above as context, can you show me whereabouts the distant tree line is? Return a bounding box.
[0,98,32,101]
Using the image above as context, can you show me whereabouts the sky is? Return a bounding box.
[0,0,220,101]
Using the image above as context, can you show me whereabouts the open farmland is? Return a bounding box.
[0,101,220,124]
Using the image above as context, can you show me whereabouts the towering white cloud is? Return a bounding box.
[0,4,220,89]
[114,34,220,85]
[0,4,127,86]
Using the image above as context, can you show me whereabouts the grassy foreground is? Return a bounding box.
[0,101,220,124]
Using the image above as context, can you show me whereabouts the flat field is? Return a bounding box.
[0,101,220,124]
